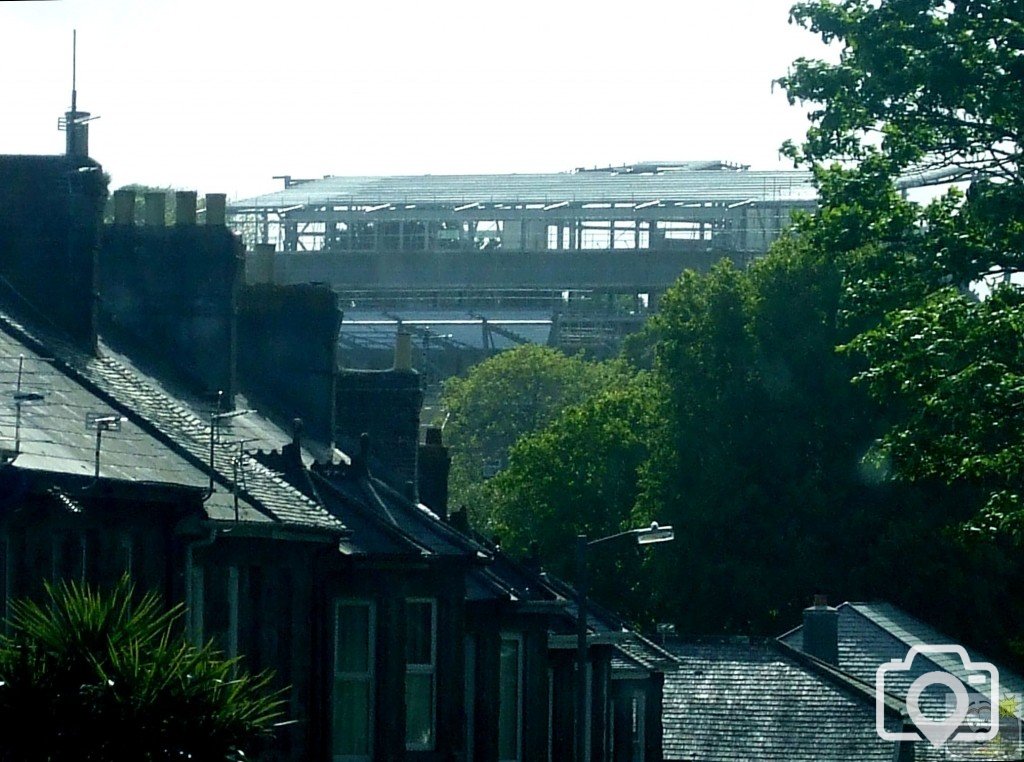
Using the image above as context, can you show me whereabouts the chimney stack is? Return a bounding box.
[112,189,135,225]
[144,192,166,226]
[175,191,197,226]
[335,332,424,497]
[0,155,104,353]
[205,193,227,226]
[418,426,451,520]
[802,595,839,665]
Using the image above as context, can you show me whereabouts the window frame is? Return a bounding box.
[404,597,437,751]
[332,599,377,762]
[498,632,525,762]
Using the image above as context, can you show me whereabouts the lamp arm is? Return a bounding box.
[586,528,640,548]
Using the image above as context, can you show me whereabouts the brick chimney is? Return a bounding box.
[0,155,106,352]
[418,426,451,519]
[99,191,241,401]
[335,331,423,497]
[237,283,341,444]
[802,594,839,665]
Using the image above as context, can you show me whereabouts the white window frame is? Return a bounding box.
[547,667,554,762]
[631,693,646,762]
[498,632,525,762]
[405,597,437,751]
[332,599,376,762]
[584,663,593,762]
[465,634,476,762]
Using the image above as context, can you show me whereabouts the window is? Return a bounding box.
[405,598,436,750]
[465,634,476,761]
[630,694,646,762]
[51,532,85,582]
[188,564,237,657]
[547,667,554,762]
[333,601,375,761]
[204,565,238,657]
[498,634,523,761]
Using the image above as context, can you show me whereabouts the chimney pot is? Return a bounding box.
[144,192,166,226]
[112,189,136,225]
[394,331,413,371]
[205,193,227,226]
[175,191,197,226]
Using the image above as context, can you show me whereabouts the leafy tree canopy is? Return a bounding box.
[781,0,1024,181]
[482,374,663,622]
[441,344,631,527]
[781,0,1024,535]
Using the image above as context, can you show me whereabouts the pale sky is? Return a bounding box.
[1,0,830,200]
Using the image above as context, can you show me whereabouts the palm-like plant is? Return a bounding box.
[0,578,283,762]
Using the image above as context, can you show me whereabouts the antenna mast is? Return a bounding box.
[71,29,77,115]
[59,29,97,157]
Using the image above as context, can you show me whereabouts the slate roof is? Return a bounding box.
[0,306,344,531]
[779,602,1024,761]
[662,638,904,761]
[313,466,480,559]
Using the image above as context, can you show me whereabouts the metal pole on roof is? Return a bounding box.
[575,535,589,762]
[575,523,674,762]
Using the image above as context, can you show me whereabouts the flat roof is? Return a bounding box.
[229,168,820,210]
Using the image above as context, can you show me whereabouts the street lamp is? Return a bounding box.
[575,522,674,762]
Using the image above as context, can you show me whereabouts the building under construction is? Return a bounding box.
[229,160,945,376]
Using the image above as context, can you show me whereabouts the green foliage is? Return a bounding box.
[781,0,1024,544]
[441,345,631,527]
[847,285,1024,537]
[443,0,1024,658]
[0,578,282,762]
[634,247,893,633]
[482,375,663,621]
[781,0,1024,177]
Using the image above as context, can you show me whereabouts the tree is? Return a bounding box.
[441,345,631,527]
[483,375,663,622]
[0,578,282,762]
[780,0,1024,181]
[781,0,1024,536]
[633,249,904,634]
[847,284,1024,537]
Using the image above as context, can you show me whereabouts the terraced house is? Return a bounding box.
[0,150,670,761]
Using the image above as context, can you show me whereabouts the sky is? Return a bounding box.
[1,0,832,200]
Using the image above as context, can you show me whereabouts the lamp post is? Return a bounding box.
[575,522,674,762]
